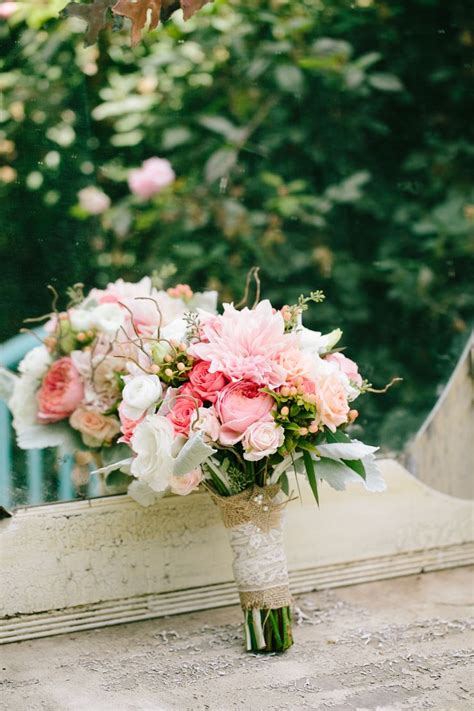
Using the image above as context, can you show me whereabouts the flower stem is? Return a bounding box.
[245,607,293,653]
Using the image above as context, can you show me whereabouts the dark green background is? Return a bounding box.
[1,0,473,449]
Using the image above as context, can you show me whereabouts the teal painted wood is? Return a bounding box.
[26,450,43,505]
[0,401,12,509]
[58,455,75,501]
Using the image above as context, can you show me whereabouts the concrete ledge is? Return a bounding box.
[1,460,473,643]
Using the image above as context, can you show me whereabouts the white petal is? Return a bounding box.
[317,439,379,461]
[127,480,164,507]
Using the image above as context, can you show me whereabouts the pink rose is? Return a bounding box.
[215,381,274,446]
[70,408,121,447]
[166,385,203,436]
[118,401,145,445]
[0,3,18,20]
[188,360,229,403]
[37,357,84,422]
[315,373,350,433]
[325,352,363,387]
[169,468,203,496]
[242,419,285,461]
[128,157,175,200]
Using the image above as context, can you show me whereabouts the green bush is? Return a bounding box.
[1,0,473,449]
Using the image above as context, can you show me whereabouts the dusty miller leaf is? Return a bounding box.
[62,0,115,46]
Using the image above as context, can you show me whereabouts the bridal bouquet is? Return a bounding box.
[1,276,216,486]
[103,286,386,653]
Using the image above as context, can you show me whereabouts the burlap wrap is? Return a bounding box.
[213,485,292,610]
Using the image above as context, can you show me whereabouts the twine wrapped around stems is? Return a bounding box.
[213,485,293,610]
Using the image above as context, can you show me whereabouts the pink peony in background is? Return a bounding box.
[128,157,175,199]
[0,2,18,20]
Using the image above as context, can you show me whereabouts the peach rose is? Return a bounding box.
[70,407,121,447]
[315,373,350,432]
[242,419,285,461]
[166,385,203,436]
[215,381,274,446]
[188,360,229,403]
[169,468,203,496]
[37,357,84,422]
[278,347,313,383]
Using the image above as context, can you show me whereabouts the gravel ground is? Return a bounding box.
[1,567,473,711]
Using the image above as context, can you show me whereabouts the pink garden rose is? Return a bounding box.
[37,357,84,422]
[242,419,285,461]
[169,468,203,496]
[325,352,363,387]
[70,408,120,447]
[315,373,350,432]
[215,381,274,446]
[188,360,229,403]
[166,385,203,436]
[128,157,175,200]
[118,401,145,445]
[189,300,292,387]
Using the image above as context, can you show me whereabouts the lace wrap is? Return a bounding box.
[213,485,292,610]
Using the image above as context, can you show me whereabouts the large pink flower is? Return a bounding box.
[189,300,292,387]
[215,381,274,445]
[37,357,84,422]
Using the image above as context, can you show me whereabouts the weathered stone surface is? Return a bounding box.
[1,567,473,710]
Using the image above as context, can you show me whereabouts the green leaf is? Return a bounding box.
[325,428,351,444]
[343,459,366,480]
[204,148,238,183]
[280,472,290,495]
[302,450,319,506]
[369,73,403,92]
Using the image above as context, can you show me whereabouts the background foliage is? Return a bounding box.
[1,0,473,450]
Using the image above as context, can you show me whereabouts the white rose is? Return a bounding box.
[69,308,94,332]
[130,415,175,492]
[18,345,51,379]
[160,317,187,347]
[122,374,162,420]
[243,420,285,462]
[92,303,126,335]
[10,375,40,431]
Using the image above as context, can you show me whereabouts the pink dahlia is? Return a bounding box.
[189,300,292,387]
